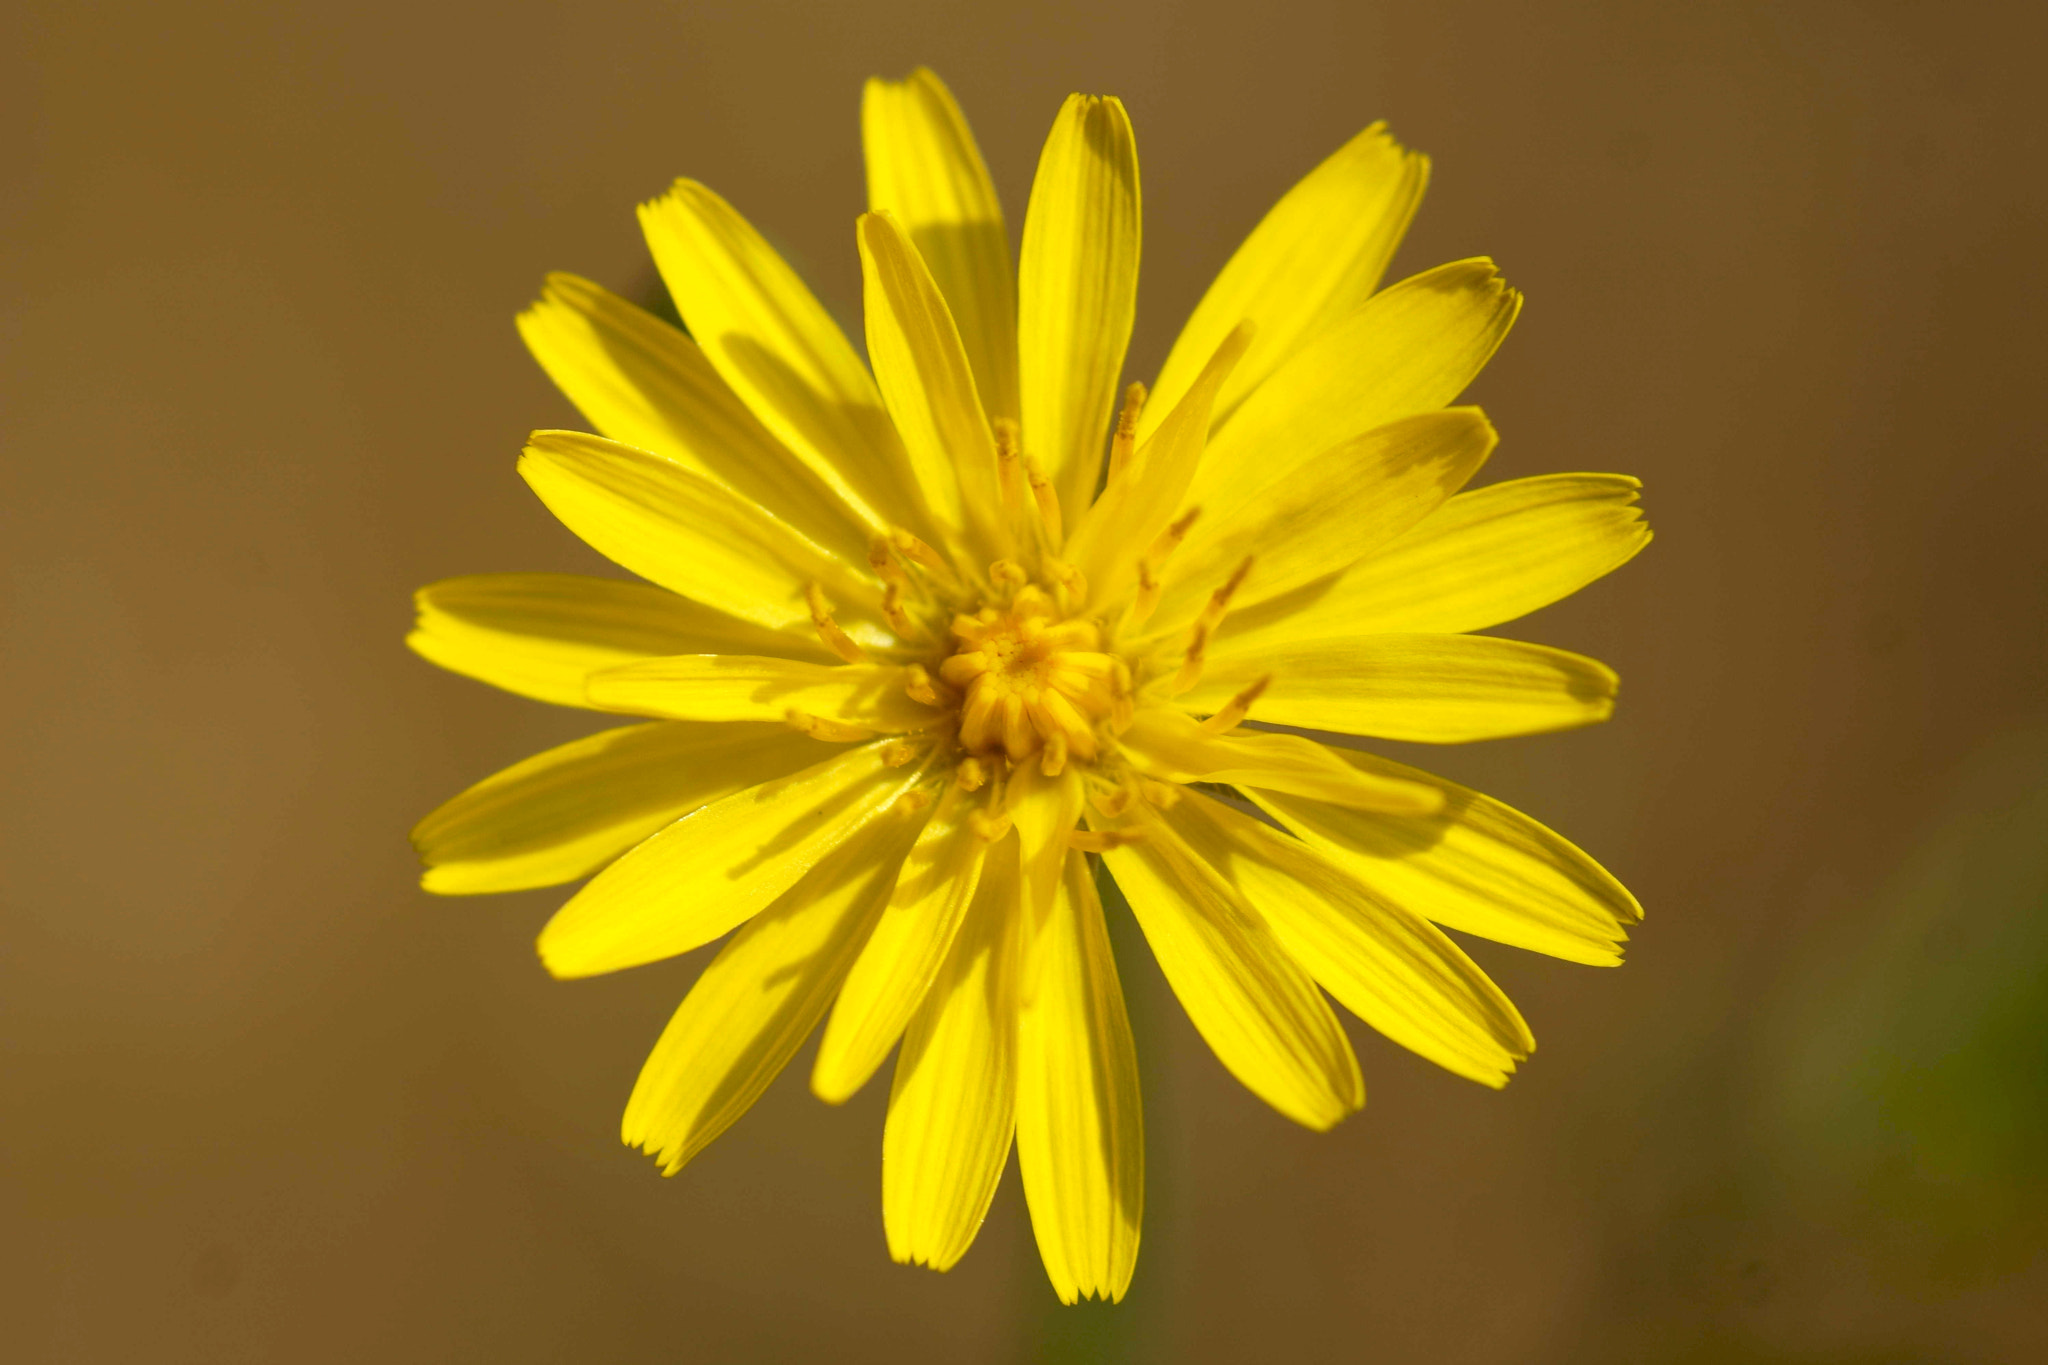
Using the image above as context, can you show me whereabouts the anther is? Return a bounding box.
[868,534,909,589]
[1024,454,1063,545]
[784,708,873,742]
[1170,623,1211,696]
[1044,557,1087,612]
[1107,381,1147,482]
[1129,508,1200,626]
[1172,556,1254,695]
[956,756,989,792]
[970,808,1014,842]
[904,664,944,708]
[896,787,934,815]
[1040,731,1069,778]
[1199,674,1271,734]
[880,739,920,767]
[1069,829,1145,853]
[1090,785,1134,819]
[994,418,1029,517]
[990,559,1028,592]
[1139,779,1182,809]
[881,582,921,639]
[888,528,953,582]
[807,583,869,664]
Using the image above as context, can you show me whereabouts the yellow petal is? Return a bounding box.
[1120,708,1441,814]
[1182,633,1620,743]
[515,273,871,561]
[1146,407,1497,631]
[883,838,1020,1270]
[812,781,992,1102]
[413,721,827,895]
[586,655,935,731]
[1007,762,1086,934]
[1017,94,1140,521]
[1247,747,1643,965]
[1215,474,1651,646]
[1141,123,1426,444]
[1099,803,1362,1129]
[536,741,927,978]
[1187,258,1520,513]
[518,430,879,635]
[1017,852,1143,1304]
[637,180,927,537]
[1064,323,1251,600]
[1164,791,1532,1087]
[620,812,920,1173]
[862,68,1018,422]
[856,211,1005,557]
[409,573,826,708]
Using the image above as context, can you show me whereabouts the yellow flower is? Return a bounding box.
[409,68,1649,1303]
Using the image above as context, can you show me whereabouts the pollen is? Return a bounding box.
[935,581,1119,765]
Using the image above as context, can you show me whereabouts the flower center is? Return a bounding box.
[936,583,1121,774]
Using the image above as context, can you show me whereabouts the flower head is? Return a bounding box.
[410,68,1649,1302]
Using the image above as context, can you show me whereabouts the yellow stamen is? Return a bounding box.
[880,739,920,767]
[957,756,989,792]
[990,558,1028,592]
[889,528,953,583]
[868,534,909,589]
[882,582,921,639]
[1040,731,1069,778]
[1069,829,1144,853]
[896,787,934,816]
[993,417,1029,521]
[1172,557,1254,695]
[1129,508,1200,627]
[784,709,872,742]
[1199,674,1272,734]
[1139,779,1182,809]
[1106,381,1147,482]
[807,583,868,664]
[1090,784,1134,819]
[1041,558,1085,614]
[904,664,945,708]
[1024,454,1063,546]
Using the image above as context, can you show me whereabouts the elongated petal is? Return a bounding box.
[586,655,935,731]
[1188,259,1520,513]
[537,741,927,978]
[637,180,926,537]
[409,573,825,708]
[1018,853,1143,1304]
[413,721,827,895]
[1008,762,1086,932]
[1142,123,1426,444]
[1119,709,1440,814]
[863,68,1018,421]
[1100,804,1362,1129]
[1165,791,1531,1086]
[516,273,870,560]
[857,211,1005,557]
[1216,474,1651,646]
[519,430,879,635]
[813,781,993,1102]
[1148,407,1497,630]
[621,811,920,1173]
[1018,94,1140,520]
[1248,747,1643,965]
[1182,633,1619,743]
[1064,323,1250,599]
[883,838,1020,1270]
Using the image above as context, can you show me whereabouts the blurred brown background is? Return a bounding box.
[6,1,2046,1360]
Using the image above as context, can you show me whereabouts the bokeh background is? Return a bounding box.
[7,1,2046,1360]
